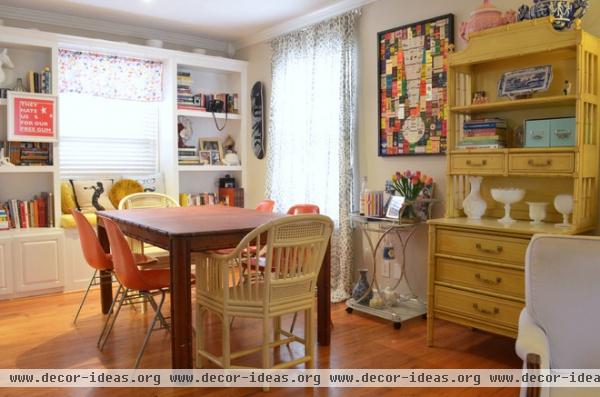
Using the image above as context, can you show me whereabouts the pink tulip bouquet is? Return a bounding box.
[391,170,433,201]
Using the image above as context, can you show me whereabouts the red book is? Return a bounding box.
[19,201,27,228]
[37,197,47,227]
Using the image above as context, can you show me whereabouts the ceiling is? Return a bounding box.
[0,0,346,43]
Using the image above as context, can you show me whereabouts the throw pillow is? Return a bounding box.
[108,179,144,208]
[70,179,116,212]
[124,173,164,193]
[60,181,77,214]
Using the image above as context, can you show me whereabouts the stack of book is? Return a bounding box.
[179,192,217,207]
[218,187,244,208]
[177,71,198,110]
[7,142,52,166]
[178,147,200,165]
[27,67,52,94]
[458,118,507,149]
[1,192,54,229]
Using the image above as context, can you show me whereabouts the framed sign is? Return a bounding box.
[377,14,453,156]
[7,91,57,142]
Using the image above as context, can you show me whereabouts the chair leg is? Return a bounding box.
[222,314,231,369]
[262,316,271,391]
[134,290,165,369]
[147,293,169,331]
[273,316,281,341]
[99,287,128,351]
[97,283,123,348]
[195,307,206,368]
[305,307,314,369]
[289,312,298,335]
[73,269,97,324]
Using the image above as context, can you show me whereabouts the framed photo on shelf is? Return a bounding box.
[209,150,221,165]
[198,150,211,165]
[7,91,58,143]
[199,138,223,160]
[377,14,454,156]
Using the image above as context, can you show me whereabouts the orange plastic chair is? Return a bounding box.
[100,217,171,368]
[287,204,320,215]
[71,210,156,325]
[255,199,275,213]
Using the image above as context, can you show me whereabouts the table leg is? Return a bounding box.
[97,223,113,314]
[317,239,331,346]
[170,237,193,368]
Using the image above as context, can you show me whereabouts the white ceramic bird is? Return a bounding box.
[0,49,15,85]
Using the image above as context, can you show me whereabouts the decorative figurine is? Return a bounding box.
[0,148,14,166]
[517,0,589,31]
[563,80,572,95]
[221,134,241,166]
[0,48,14,86]
[351,269,372,305]
[472,91,488,104]
[460,0,516,42]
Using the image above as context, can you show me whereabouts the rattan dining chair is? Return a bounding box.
[195,214,333,371]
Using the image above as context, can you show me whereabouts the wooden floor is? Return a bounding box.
[0,288,521,397]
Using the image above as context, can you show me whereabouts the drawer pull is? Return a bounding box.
[527,159,552,167]
[475,273,502,285]
[554,129,572,140]
[472,303,499,315]
[466,159,487,167]
[475,243,503,254]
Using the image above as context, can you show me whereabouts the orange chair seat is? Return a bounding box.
[105,253,158,267]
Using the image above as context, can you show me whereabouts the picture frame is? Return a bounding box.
[377,14,454,156]
[209,150,221,165]
[198,150,211,165]
[199,138,223,161]
[497,65,553,99]
[7,91,58,143]
[385,196,405,219]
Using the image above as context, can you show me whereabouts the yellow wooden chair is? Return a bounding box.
[118,192,179,265]
[195,214,333,370]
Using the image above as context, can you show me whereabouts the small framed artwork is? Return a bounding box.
[198,150,211,165]
[7,91,58,142]
[377,14,454,156]
[209,150,221,165]
[385,196,405,219]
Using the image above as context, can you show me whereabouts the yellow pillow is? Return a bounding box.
[60,181,77,214]
[109,179,144,208]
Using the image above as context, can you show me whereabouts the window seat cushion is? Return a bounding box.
[61,212,97,229]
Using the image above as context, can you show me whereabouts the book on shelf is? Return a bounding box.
[6,142,53,166]
[179,192,217,207]
[27,67,52,94]
[218,188,244,208]
[1,192,54,230]
[458,118,507,149]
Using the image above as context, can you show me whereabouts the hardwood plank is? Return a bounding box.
[0,290,521,397]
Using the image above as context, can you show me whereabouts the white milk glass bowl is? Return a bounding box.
[491,188,525,224]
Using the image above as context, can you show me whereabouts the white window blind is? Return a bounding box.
[59,93,159,176]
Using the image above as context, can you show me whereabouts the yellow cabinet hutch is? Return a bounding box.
[427,18,599,344]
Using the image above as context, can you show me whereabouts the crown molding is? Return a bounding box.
[0,4,231,52]
[234,0,377,50]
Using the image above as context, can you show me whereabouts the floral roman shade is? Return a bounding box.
[58,49,163,101]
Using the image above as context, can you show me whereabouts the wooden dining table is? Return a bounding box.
[96,205,331,368]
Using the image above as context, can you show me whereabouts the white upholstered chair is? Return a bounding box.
[195,214,333,370]
[516,234,600,397]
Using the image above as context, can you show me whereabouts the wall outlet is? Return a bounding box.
[381,260,390,278]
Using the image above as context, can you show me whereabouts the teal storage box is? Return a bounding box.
[550,117,576,147]
[525,119,550,147]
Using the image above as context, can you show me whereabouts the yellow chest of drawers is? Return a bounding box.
[426,218,574,345]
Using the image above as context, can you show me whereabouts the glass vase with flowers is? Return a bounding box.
[389,170,434,221]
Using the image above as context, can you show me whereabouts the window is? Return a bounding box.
[58,49,162,176]
[59,94,159,176]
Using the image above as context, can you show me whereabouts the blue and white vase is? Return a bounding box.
[351,269,372,305]
[517,0,589,30]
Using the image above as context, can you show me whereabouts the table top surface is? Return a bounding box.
[97,205,283,237]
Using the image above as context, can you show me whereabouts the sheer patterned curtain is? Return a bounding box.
[266,10,360,302]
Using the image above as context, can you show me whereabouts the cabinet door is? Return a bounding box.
[13,233,64,292]
[0,237,13,298]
